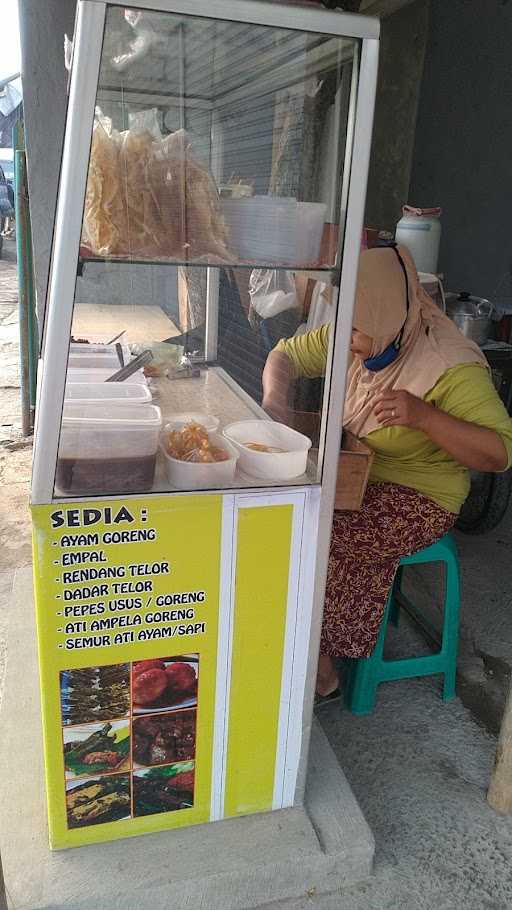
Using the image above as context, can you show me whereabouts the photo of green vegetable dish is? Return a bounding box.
[63,721,130,778]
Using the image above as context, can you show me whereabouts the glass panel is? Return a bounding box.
[53,5,359,498]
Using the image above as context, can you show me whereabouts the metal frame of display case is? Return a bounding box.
[31,0,379,818]
[32,0,379,505]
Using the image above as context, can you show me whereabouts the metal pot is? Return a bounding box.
[445,292,494,346]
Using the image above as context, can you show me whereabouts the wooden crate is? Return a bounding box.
[292,414,373,511]
[292,410,321,444]
[335,431,373,511]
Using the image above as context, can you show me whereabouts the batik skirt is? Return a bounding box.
[321,482,457,659]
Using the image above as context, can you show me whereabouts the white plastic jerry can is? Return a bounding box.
[395,205,442,274]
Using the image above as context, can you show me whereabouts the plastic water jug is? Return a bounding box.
[395,205,442,274]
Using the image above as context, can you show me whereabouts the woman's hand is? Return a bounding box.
[373,389,433,431]
[373,388,508,472]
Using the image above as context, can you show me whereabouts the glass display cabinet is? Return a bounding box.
[31,0,379,848]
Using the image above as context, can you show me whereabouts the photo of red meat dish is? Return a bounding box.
[131,654,198,715]
[133,710,196,768]
[133,763,195,817]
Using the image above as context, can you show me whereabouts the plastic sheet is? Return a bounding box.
[249,269,299,320]
[111,9,158,72]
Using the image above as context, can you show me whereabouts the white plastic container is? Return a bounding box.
[56,403,162,494]
[223,420,312,480]
[222,197,326,265]
[296,203,328,264]
[395,208,441,274]
[65,383,152,404]
[164,413,220,433]
[160,432,238,490]
[70,342,129,356]
[66,367,148,385]
[67,349,123,370]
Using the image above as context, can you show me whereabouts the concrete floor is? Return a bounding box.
[1,237,512,909]
[457,519,512,668]
[400,515,512,735]
[277,669,512,910]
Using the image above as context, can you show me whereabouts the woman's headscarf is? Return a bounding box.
[342,245,488,438]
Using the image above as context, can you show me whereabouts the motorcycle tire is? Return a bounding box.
[455,468,512,535]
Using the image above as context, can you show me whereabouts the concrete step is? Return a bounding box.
[0,567,374,910]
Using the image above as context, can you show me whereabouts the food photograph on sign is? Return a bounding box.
[59,656,199,829]
[65,774,132,829]
[133,710,196,768]
[63,720,131,779]
[133,763,195,817]
[60,663,130,725]
[132,654,199,714]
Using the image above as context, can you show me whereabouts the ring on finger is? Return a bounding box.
[391,408,397,418]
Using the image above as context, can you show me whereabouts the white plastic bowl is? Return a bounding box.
[160,431,238,490]
[223,420,312,480]
[164,413,220,434]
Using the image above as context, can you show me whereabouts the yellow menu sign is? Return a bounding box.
[31,495,222,849]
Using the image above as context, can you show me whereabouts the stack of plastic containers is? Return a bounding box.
[222,196,326,266]
[57,343,162,495]
[57,403,162,495]
[64,383,152,405]
[66,368,148,386]
[67,342,129,371]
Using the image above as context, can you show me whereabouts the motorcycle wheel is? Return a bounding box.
[456,469,512,535]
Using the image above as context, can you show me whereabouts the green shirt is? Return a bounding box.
[275,328,512,513]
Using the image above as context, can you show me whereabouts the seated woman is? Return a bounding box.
[262,245,512,701]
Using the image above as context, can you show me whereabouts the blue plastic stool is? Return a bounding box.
[344,533,460,716]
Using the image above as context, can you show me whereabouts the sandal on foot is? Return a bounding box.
[314,687,341,708]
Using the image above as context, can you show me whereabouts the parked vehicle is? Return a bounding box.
[0,163,15,258]
[456,352,512,534]
[0,157,14,184]
[456,469,512,534]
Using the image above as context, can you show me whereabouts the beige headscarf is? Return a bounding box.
[343,245,488,438]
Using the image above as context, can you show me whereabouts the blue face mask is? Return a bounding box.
[363,246,410,373]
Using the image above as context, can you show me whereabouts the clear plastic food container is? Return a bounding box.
[160,431,238,490]
[65,383,151,404]
[68,349,124,370]
[223,420,312,480]
[66,367,148,386]
[56,403,162,495]
[222,197,326,265]
[70,342,129,355]
[67,342,132,370]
